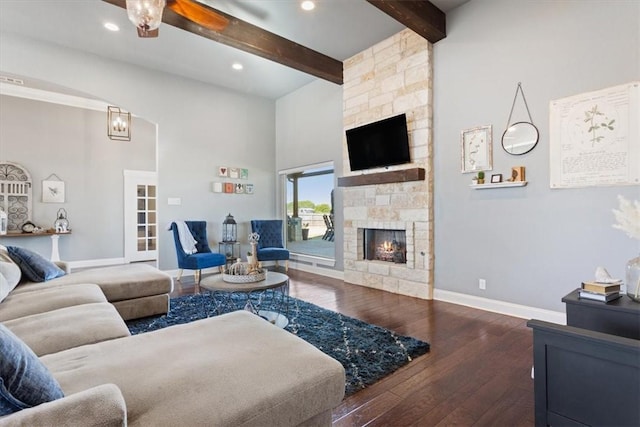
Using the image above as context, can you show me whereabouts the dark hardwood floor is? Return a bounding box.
[172,268,535,426]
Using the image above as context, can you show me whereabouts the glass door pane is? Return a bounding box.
[136,184,157,253]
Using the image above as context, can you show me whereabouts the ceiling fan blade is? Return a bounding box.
[167,0,229,32]
[137,27,160,38]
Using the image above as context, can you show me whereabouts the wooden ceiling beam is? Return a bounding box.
[102,0,343,85]
[366,0,446,43]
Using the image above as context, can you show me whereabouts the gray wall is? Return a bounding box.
[275,79,344,269]
[433,0,640,311]
[0,33,276,270]
[0,95,155,260]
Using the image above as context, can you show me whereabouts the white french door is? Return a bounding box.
[124,170,157,262]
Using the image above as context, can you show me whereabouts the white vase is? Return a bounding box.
[626,254,640,302]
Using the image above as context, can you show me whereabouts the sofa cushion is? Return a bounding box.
[0,250,21,304]
[42,311,345,426]
[0,324,64,415]
[0,284,107,322]
[3,302,131,357]
[6,246,65,283]
[11,264,173,303]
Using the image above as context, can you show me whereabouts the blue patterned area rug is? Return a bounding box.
[127,293,430,396]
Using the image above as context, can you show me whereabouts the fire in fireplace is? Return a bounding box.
[364,229,406,263]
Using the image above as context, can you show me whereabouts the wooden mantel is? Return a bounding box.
[337,167,425,187]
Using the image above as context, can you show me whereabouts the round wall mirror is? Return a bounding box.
[501,122,539,155]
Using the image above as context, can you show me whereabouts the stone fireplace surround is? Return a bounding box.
[341,29,433,300]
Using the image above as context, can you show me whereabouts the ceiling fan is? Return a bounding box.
[125,0,229,38]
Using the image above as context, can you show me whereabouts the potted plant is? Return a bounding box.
[477,171,485,184]
[246,251,255,266]
[302,223,310,240]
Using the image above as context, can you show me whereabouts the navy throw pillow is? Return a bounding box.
[0,324,65,415]
[6,246,65,283]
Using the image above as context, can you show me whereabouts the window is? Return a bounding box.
[281,162,334,259]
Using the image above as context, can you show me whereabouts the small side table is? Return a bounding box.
[562,289,640,340]
[218,241,240,265]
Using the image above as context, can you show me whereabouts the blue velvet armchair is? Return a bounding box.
[170,221,226,283]
[250,219,289,271]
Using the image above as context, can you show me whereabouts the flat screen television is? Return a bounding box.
[346,113,410,172]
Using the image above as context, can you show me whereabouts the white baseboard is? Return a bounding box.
[289,262,345,281]
[433,289,566,325]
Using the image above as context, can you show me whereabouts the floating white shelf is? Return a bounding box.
[470,181,528,189]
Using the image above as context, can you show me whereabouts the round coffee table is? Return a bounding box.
[200,271,289,327]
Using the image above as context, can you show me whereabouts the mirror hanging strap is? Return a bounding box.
[506,82,534,129]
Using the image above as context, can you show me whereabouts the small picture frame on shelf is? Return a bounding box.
[218,166,228,177]
[509,166,526,182]
[491,173,503,183]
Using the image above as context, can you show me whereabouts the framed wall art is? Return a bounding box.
[42,174,65,203]
[461,125,493,173]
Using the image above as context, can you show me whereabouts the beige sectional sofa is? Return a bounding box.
[8,263,174,321]
[0,247,346,426]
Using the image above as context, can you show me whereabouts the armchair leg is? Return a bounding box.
[285,260,288,272]
[177,269,184,281]
[195,270,201,284]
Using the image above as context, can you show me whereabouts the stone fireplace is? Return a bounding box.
[341,29,434,299]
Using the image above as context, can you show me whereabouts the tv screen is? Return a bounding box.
[346,114,410,172]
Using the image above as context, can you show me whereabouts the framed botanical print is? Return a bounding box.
[461,125,493,173]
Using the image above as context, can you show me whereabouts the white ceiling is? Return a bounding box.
[0,0,468,99]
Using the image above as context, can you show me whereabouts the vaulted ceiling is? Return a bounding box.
[0,0,468,99]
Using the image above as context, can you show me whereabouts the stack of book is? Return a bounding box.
[579,280,622,302]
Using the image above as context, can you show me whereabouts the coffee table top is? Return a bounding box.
[200,271,289,293]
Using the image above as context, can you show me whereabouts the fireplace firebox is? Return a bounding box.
[363,229,406,263]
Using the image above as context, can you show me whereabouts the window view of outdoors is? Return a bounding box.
[285,165,335,259]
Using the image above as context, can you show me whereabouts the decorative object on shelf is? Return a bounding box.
[21,221,37,233]
[0,162,33,233]
[461,125,492,173]
[612,195,640,302]
[508,166,526,182]
[107,106,131,141]
[41,173,65,203]
[477,171,485,184]
[0,208,7,235]
[218,166,228,177]
[222,213,237,242]
[501,82,539,155]
[471,176,478,185]
[491,173,503,183]
[53,208,70,233]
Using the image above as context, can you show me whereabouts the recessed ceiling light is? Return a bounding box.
[232,62,244,71]
[301,1,315,11]
[104,22,120,32]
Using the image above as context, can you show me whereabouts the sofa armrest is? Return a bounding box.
[0,384,127,427]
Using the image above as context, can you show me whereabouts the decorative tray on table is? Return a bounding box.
[222,262,266,283]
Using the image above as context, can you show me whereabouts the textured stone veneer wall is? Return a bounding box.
[342,29,434,299]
